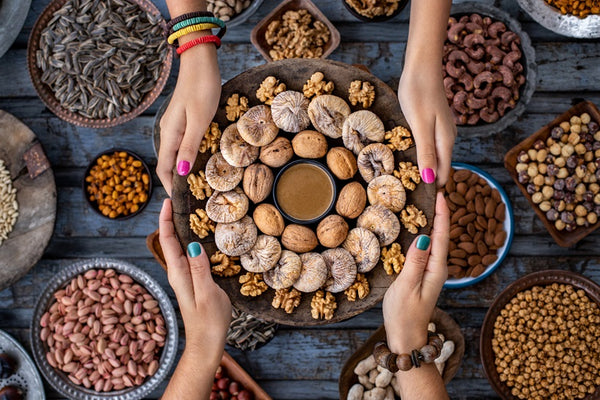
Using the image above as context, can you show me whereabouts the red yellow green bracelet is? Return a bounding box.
[167,23,221,45]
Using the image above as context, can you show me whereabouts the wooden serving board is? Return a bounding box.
[171,58,436,326]
[0,110,56,291]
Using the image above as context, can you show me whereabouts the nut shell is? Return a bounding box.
[343,227,380,273]
[357,143,395,183]
[263,250,302,289]
[243,163,274,204]
[240,235,282,273]
[214,216,258,256]
[336,181,367,219]
[281,224,319,253]
[220,123,259,167]
[292,130,328,159]
[205,152,244,191]
[237,105,279,146]
[316,214,349,248]
[326,147,357,180]
[253,204,285,236]
[294,252,328,293]
[271,91,311,133]
[205,187,249,223]
[259,137,294,168]
[357,204,401,246]
[322,248,357,293]
[308,95,351,139]
[367,174,406,212]
[342,110,385,155]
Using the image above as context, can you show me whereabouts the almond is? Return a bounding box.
[449,192,466,206]
[471,264,486,277]
[482,254,499,266]
[453,169,471,182]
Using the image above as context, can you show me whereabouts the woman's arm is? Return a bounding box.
[399,0,456,186]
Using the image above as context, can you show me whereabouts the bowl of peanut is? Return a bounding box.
[83,149,152,220]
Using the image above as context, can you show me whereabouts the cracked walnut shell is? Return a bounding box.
[303,72,334,98]
[311,290,337,320]
[401,204,427,234]
[348,80,375,108]
[344,273,370,301]
[239,272,269,297]
[272,288,302,314]
[199,122,222,154]
[256,76,286,105]
[210,251,241,277]
[190,208,216,239]
[393,161,421,191]
[381,242,405,275]
[187,171,213,200]
[226,93,249,122]
[385,126,414,152]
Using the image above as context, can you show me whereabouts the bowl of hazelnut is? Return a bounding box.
[505,100,600,247]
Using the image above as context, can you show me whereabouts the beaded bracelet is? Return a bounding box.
[176,35,222,55]
[166,11,214,31]
[373,331,443,373]
[172,16,225,32]
[167,23,221,45]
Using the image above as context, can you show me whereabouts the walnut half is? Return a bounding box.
[385,126,414,152]
[239,272,268,297]
[210,251,241,277]
[225,93,249,122]
[381,242,405,275]
[311,290,337,320]
[393,161,421,191]
[256,76,286,105]
[272,288,301,314]
[199,122,222,154]
[401,204,427,234]
[303,72,334,98]
[190,208,216,239]
[187,171,213,200]
[345,273,370,302]
[348,80,375,108]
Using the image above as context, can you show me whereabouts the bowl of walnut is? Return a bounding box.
[342,0,409,22]
[166,58,437,326]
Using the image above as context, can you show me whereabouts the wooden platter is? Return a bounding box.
[171,58,436,326]
[0,110,56,291]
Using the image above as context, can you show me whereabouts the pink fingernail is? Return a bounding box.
[177,161,190,176]
[422,168,435,184]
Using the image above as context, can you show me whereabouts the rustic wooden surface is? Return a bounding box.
[0,0,599,398]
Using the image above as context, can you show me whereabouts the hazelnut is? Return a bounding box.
[281,224,318,253]
[335,181,367,219]
[316,215,349,248]
[326,147,357,180]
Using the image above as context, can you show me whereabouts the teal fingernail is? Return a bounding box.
[187,242,202,258]
[416,235,431,251]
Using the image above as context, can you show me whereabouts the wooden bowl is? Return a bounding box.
[170,58,437,326]
[338,308,465,399]
[480,270,600,400]
[504,100,600,247]
[27,0,172,128]
[221,351,272,400]
[341,0,408,22]
[250,0,340,62]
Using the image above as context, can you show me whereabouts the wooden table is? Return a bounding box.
[0,0,599,398]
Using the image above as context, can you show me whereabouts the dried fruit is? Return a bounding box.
[316,214,349,248]
[327,147,357,180]
[357,143,395,183]
[205,152,244,192]
[253,203,285,237]
[259,137,294,168]
[357,204,401,246]
[242,163,274,204]
[381,243,405,275]
[190,208,216,239]
[292,130,328,159]
[214,216,258,256]
[400,204,427,234]
[294,252,328,293]
[271,91,311,133]
[211,251,241,277]
[344,273,370,301]
[263,250,302,289]
[308,95,351,139]
[256,76,286,105]
[310,290,337,320]
[225,93,249,122]
[240,234,281,273]
[367,174,406,212]
[393,161,421,191]
[343,227,380,273]
[206,188,249,224]
[272,288,301,314]
[220,123,259,168]
[303,72,334,98]
[322,248,357,293]
[281,224,318,253]
[239,272,268,297]
[199,122,222,154]
[385,126,413,152]
[342,110,385,155]
[336,181,367,219]
[348,80,375,108]
[237,105,279,147]
[187,171,213,200]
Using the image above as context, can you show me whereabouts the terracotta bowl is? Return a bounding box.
[221,351,272,400]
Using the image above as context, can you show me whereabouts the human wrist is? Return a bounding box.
[387,328,427,354]
[183,339,223,368]
[167,0,207,18]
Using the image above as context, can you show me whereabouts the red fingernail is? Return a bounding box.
[422,168,435,184]
[177,161,190,176]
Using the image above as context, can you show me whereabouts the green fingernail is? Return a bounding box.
[187,242,202,258]
[416,235,431,251]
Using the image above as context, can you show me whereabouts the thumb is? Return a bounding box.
[185,242,214,294]
[397,234,432,292]
[175,121,206,178]
[409,115,437,185]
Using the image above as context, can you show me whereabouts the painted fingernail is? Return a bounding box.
[177,161,190,176]
[187,242,202,258]
[416,235,431,251]
[422,168,436,184]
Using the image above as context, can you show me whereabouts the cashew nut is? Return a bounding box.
[487,21,506,38]
[463,33,484,48]
[480,107,499,123]
[447,22,465,43]
[458,74,474,91]
[453,91,469,114]
[467,93,487,109]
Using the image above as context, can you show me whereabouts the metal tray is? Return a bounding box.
[0,329,45,399]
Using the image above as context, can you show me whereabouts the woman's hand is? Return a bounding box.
[383,192,449,353]
[398,73,456,186]
[157,39,221,196]
[159,198,231,364]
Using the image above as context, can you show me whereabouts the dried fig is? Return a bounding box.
[205,152,244,191]
[259,137,294,168]
[281,224,318,253]
[357,143,395,183]
[263,250,302,290]
[292,130,328,159]
[316,214,349,248]
[294,252,328,293]
[237,105,279,146]
[240,235,282,273]
[220,123,259,167]
[357,204,401,246]
[308,95,351,139]
[343,227,380,273]
[271,91,311,133]
[253,203,285,236]
[336,181,367,219]
[342,110,385,155]
[367,174,406,212]
[326,147,357,180]
[243,163,274,203]
[205,187,249,223]
[214,215,258,256]
[322,248,357,293]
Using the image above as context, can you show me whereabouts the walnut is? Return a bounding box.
[190,208,216,239]
[239,272,268,297]
[385,126,414,152]
[393,161,421,191]
[344,273,370,302]
[187,171,213,200]
[381,242,405,275]
[400,204,427,234]
[199,122,221,154]
[225,93,249,122]
[303,72,334,98]
[272,288,301,314]
[348,80,375,108]
[310,290,337,320]
[210,251,241,277]
[345,0,401,18]
[256,76,286,105]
